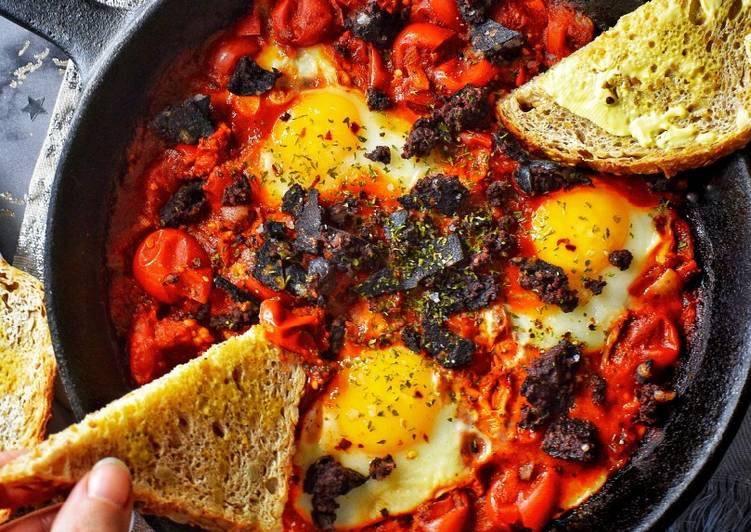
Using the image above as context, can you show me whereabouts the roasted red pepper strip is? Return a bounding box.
[271,0,338,46]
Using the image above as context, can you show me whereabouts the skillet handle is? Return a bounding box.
[0,0,129,80]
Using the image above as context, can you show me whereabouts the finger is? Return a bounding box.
[0,451,48,509]
[51,458,133,532]
[0,451,26,468]
[0,504,61,532]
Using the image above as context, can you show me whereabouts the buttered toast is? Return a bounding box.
[0,326,305,531]
[498,0,751,175]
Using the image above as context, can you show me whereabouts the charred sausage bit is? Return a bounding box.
[398,174,469,216]
[457,0,494,24]
[633,383,676,426]
[303,455,368,531]
[518,258,579,312]
[422,320,475,369]
[470,20,525,63]
[583,276,607,295]
[608,249,633,271]
[263,220,289,241]
[152,94,215,145]
[159,179,207,228]
[366,88,394,111]
[222,175,252,206]
[402,117,446,159]
[519,340,582,430]
[590,374,607,405]
[227,56,280,96]
[214,275,256,303]
[369,455,396,480]
[281,184,306,216]
[401,327,422,353]
[542,417,599,463]
[364,145,392,165]
[485,180,516,207]
[514,160,590,196]
[345,1,402,48]
[323,317,346,360]
[439,85,493,136]
[293,189,324,254]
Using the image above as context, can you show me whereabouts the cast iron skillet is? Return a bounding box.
[1,1,750,530]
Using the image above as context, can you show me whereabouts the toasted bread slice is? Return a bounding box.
[498,0,751,175]
[0,326,305,531]
[0,257,56,523]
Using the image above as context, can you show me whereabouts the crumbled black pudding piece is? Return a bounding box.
[471,20,525,63]
[514,160,590,196]
[346,1,402,47]
[401,234,465,290]
[399,174,469,216]
[308,257,336,299]
[494,128,528,162]
[326,196,360,229]
[591,374,607,405]
[208,305,259,332]
[214,275,255,303]
[457,0,493,23]
[422,320,475,369]
[227,56,280,96]
[281,184,306,216]
[542,418,598,463]
[323,227,384,272]
[293,189,324,254]
[519,340,582,429]
[159,180,207,228]
[440,85,493,135]
[429,270,499,315]
[369,455,396,480]
[608,249,633,271]
[153,94,214,145]
[403,86,492,158]
[222,175,252,206]
[264,220,288,240]
[583,276,607,295]
[252,239,293,292]
[633,383,677,426]
[355,267,402,298]
[304,455,368,531]
[401,327,422,353]
[366,88,393,111]
[364,145,392,164]
[485,180,516,207]
[284,262,310,297]
[402,117,446,159]
[518,259,578,312]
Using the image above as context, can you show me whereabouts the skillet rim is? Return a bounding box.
[40,2,751,530]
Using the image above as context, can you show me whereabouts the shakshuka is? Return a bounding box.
[107,0,699,530]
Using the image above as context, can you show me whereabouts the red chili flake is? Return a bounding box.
[350,121,361,134]
[335,438,352,451]
[324,130,333,141]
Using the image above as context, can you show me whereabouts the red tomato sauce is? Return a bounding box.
[107,1,698,530]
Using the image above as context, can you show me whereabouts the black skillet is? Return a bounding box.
[1,1,750,530]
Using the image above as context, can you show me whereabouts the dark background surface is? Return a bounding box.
[0,15,748,532]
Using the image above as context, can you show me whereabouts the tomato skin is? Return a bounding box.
[271,0,338,46]
[133,229,213,305]
[432,58,498,93]
[410,0,463,31]
[259,299,324,357]
[415,490,472,532]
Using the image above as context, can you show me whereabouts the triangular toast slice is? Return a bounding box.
[498,0,751,175]
[0,326,305,531]
[0,257,57,523]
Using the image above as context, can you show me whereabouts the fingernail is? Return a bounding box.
[88,457,131,508]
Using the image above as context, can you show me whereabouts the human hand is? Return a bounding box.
[0,451,134,532]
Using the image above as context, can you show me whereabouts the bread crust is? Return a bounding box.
[497,0,751,176]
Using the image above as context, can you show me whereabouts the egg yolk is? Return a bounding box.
[269,89,361,185]
[530,187,631,277]
[323,347,443,455]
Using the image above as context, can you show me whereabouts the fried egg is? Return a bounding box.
[506,184,662,350]
[252,44,439,203]
[294,346,489,528]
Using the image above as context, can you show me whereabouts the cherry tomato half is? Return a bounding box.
[415,490,472,532]
[133,228,213,305]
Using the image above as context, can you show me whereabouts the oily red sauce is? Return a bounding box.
[107,1,699,530]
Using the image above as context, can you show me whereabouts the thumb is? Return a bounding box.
[52,458,133,532]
